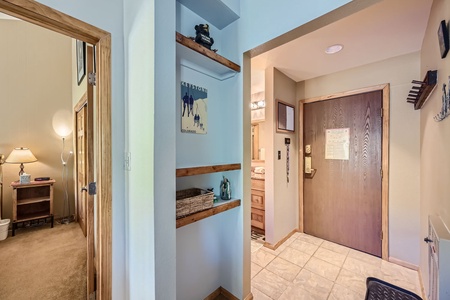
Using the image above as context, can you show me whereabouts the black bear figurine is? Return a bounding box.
[194,24,214,50]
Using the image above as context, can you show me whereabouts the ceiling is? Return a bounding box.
[251,0,433,93]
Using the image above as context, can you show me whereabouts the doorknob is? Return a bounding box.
[81,186,88,192]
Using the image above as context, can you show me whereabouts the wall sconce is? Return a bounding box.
[251,100,266,110]
[5,147,38,176]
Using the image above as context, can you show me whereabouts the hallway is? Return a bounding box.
[251,232,422,299]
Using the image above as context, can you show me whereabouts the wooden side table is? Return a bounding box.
[11,179,55,236]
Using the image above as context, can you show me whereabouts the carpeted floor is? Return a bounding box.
[0,222,86,300]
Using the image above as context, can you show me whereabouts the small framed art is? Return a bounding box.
[438,20,449,59]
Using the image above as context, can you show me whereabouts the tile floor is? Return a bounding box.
[251,232,422,300]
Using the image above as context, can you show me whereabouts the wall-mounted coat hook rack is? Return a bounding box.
[407,70,437,110]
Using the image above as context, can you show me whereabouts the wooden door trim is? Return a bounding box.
[298,84,389,260]
[0,1,113,298]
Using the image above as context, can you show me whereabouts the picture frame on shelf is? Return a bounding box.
[76,40,86,85]
[438,20,449,59]
[276,100,295,133]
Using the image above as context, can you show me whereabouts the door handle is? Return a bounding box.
[81,186,88,192]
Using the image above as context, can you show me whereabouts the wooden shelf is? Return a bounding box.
[407,70,437,110]
[176,163,241,177]
[176,199,240,228]
[16,212,52,222]
[17,196,50,205]
[176,32,240,80]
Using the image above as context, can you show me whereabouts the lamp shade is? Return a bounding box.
[6,147,37,164]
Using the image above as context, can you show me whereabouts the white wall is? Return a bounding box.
[36,0,127,298]
[298,52,421,265]
[263,68,298,244]
[419,0,450,295]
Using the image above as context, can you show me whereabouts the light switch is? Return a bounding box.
[278,151,281,160]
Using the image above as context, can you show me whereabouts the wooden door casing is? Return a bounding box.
[303,91,383,257]
[76,101,88,237]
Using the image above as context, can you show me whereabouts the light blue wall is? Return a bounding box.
[240,0,351,52]
[36,0,127,298]
[154,0,178,299]
[124,0,155,298]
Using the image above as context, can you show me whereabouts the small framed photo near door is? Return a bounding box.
[76,40,86,85]
[276,99,295,133]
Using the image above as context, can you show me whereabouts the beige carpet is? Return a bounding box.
[0,222,86,300]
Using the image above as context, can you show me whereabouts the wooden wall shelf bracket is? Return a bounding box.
[407,70,438,110]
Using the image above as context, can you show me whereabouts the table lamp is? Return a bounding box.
[5,147,38,176]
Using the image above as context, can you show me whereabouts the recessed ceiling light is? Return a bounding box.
[325,44,344,54]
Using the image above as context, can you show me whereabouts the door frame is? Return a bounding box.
[0,0,112,298]
[298,84,389,260]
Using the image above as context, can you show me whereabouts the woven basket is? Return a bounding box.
[176,188,214,218]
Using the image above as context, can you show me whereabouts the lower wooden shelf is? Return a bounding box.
[176,199,241,228]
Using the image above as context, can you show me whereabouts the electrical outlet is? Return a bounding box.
[124,152,131,171]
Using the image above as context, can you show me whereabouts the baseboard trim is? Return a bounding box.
[244,292,254,300]
[388,256,419,271]
[204,286,239,300]
[418,268,428,300]
[264,229,298,250]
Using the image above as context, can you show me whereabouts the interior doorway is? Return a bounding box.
[0,1,112,298]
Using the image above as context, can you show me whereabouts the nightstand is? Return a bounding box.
[11,179,55,236]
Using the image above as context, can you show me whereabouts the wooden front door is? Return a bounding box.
[303,90,383,256]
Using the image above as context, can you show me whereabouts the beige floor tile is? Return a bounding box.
[252,249,276,268]
[266,257,302,282]
[313,247,346,267]
[289,239,319,255]
[320,240,350,256]
[293,269,333,299]
[252,269,290,300]
[347,248,382,267]
[334,268,367,295]
[251,240,264,253]
[296,234,324,246]
[279,284,326,300]
[251,286,272,300]
[328,283,366,300]
[251,262,263,279]
[278,246,311,267]
[342,256,382,278]
[304,257,341,281]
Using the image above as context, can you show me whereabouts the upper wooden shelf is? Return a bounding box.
[176,32,240,80]
[176,163,241,177]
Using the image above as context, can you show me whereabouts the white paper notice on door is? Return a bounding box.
[325,128,350,160]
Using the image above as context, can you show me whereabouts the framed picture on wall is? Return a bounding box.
[438,20,449,59]
[276,100,295,133]
[181,81,208,134]
[76,40,86,85]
